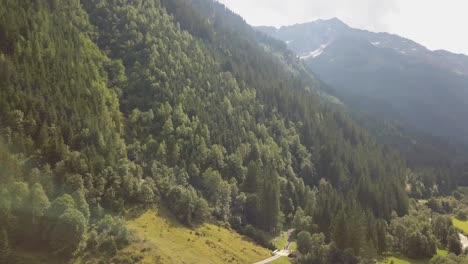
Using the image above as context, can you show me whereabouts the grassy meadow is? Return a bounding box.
[453,218,468,234]
[117,208,271,264]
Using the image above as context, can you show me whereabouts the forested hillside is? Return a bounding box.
[0,0,133,260]
[1,0,460,263]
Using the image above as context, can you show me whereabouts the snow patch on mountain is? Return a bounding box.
[300,44,328,60]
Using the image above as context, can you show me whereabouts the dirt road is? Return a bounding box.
[253,229,294,264]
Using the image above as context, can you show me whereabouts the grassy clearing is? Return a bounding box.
[270,230,297,252]
[453,218,468,234]
[436,249,449,257]
[118,208,271,264]
[271,231,289,250]
[289,241,297,251]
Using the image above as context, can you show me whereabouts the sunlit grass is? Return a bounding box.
[289,241,297,251]
[119,208,271,264]
[271,231,289,250]
[453,218,468,234]
[436,249,449,257]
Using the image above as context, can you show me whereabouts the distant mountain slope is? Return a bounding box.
[257,19,468,145]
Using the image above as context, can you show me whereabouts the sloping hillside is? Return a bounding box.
[118,208,271,264]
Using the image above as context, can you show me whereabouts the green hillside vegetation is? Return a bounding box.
[0,0,465,263]
[110,208,270,264]
[271,231,296,253]
[424,188,468,235]
[379,250,449,264]
[272,231,290,250]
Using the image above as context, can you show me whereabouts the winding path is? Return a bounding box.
[253,252,287,264]
[253,229,294,264]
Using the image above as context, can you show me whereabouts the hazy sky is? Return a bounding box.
[217,0,468,55]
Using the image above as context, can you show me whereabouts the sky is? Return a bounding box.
[217,0,468,55]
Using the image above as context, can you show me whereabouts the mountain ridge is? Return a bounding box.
[258,18,468,76]
[257,18,468,145]
[259,17,468,55]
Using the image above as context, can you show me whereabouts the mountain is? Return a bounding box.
[257,18,468,145]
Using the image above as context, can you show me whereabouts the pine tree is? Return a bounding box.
[332,210,348,250]
[243,161,260,193]
[376,219,388,254]
[257,166,281,233]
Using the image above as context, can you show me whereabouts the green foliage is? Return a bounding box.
[28,183,51,239]
[92,215,131,256]
[72,189,90,223]
[166,185,210,226]
[430,254,468,264]
[389,205,437,259]
[297,231,313,254]
[137,181,156,205]
[45,194,76,224]
[0,0,125,170]
[297,240,359,264]
[29,183,50,221]
[201,168,231,221]
[49,208,87,257]
[446,227,462,255]
[432,215,453,245]
[292,207,313,233]
[241,225,276,250]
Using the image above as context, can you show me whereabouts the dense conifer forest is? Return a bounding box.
[0,0,466,263]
